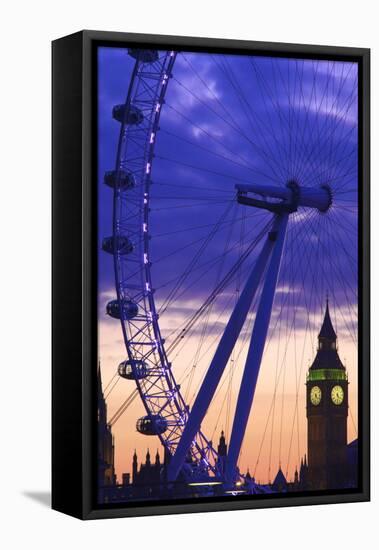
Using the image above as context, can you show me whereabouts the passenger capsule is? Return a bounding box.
[136,415,168,436]
[103,170,136,190]
[112,104,144,125]
[118,360,148,380]
[106,299,139,320]
[102,236,134,255]
[128,49,159,63]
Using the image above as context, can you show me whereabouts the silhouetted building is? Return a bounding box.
[131,449,162,497]
[299,454,309,489]
[216,430,227,475]
[306,300,349,490]
[270,301,357,494]
[272,467,287,492]
[347,439,358,487]
[122,473,130,486]
[97,363,116,501]
[97,297,358,503]
[132,448,138,483]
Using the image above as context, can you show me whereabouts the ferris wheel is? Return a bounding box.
[101,48,358,488]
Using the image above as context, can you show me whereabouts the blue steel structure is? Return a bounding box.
[102,49,342,490]
[167,182,332,483]
[104,49,221,484]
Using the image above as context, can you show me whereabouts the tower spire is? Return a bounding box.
[217,429,227,456]
[318,298,337,343]
[155,449,160,466]
[97,360,103,397]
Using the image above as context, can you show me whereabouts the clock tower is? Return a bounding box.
[306,300,348,490]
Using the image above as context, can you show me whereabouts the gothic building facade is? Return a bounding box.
[98,363,116,500]
[97,300,358,502]
[131,448,163,497]
[270,300,357,493]
[306,300,350,490]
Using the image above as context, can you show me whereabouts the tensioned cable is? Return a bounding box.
[152,179,234,195]
[153,209,264,239]
[184,204,239,403]
[323,216,358,340]
[164,102,283,184]
[164,231,264,365]
[300,209,358,347]
[158,201,235,316]
[154,215,269,296]
[172,65,287,184]
[181,52,251,138]
[159,128,261,174]
[171,75,262,155]
[108,388,139,426]
[187,209,318,468]
[165,217,273,356]
[306,73,357,186]
[296,60,343,184]
[151,197,234,212]
[225,207,247,439]
[248,57,295,181]
[284,213,322,477]
[215,54,286,183]
[109,52,360,478]
[191,209,317,469]
[299,98,358,188]
[251,209,321,478]
[164,103,277,181]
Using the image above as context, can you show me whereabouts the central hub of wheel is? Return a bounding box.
[235,181,332,214]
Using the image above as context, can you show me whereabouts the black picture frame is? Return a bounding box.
[52,30,370,520]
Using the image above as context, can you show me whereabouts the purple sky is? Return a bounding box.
[98,48,358,337]
[97,48,359,480]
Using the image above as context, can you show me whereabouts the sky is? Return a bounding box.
[97,47,358,485]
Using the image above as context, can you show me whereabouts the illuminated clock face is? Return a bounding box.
[331,385,344,405]
[310,386,322,405]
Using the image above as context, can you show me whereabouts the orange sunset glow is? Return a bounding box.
[99,295,358,485]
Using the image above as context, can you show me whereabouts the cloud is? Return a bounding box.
[98,48,358,369]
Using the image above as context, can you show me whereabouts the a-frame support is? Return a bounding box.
[168,180,330,484]
[168,213,287,482]
[225,212,288,482]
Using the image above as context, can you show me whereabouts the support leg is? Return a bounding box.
[225,213,289,483]
[168,218,279,482]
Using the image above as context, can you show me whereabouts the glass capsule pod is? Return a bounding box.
[112,104,144,125]
[128,49,159,63]
[106,299,139,320]
[103,169,136,190]
[136,415,168,436]
[102,236,134,255]
[118,359,148,380]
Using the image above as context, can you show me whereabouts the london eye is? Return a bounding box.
[99,47,358,492]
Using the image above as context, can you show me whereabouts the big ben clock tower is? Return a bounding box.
[306,300,348,490]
